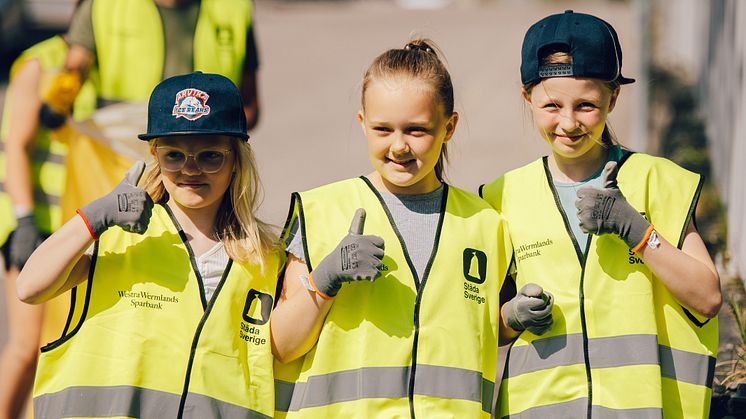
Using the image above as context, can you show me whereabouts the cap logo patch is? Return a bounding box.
[172,88,211,121]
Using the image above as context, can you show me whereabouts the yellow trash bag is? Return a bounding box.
[55,102,149,219]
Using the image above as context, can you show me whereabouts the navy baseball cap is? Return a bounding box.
[520,10,635,86]
[138,71,249,141]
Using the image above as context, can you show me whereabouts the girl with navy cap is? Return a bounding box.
[480,10,720,418]
[16,72,282,418]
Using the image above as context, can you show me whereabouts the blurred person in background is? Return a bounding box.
[0,33,96,418]
[50,0,261,130]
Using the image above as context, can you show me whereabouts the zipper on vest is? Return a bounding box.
[541,158,594,417]
[360,177,448,419]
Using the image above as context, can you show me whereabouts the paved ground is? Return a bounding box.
[0,0,741,411]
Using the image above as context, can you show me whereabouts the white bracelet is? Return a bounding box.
[647,230,661,250]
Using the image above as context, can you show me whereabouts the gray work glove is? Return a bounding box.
[78,161,154,239]
[9,215,43,269]
[503,283,554,335]
[310,208,385,298]
[576,161,650,249]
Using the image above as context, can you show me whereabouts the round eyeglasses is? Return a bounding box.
[155,147,232,174]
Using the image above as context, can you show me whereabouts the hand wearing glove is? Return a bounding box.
[309,208,385,299]
[77,161,154,239]
[39,70,81,129]
[503,283,554,335]
[9,215,44,269]
[576,161,652,251]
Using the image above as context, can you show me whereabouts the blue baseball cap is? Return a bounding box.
[138,71,249,141]
[520,10,635,86]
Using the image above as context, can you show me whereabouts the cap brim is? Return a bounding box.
[617,76,635,85]
[138,129,249,141]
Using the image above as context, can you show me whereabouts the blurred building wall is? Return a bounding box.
[651,0,745,281]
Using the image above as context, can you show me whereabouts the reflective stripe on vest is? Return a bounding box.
[505,333,713,387]
[481,153,717,419]
[274,177,511,418]
[276,365,495,413]
[33,204,280,418]
[501,399,663,419]
[34,385,271,419]
[92,0,251,102]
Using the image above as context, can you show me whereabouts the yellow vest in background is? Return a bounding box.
[92,0,251,101]
[480,153,717,419]
[0,36,96,244]
[33,204,280,418]
[274,177,512,418]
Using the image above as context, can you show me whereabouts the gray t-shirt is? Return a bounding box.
[285,182,444,281]
[553,146,626,251]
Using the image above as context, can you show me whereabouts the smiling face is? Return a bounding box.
[525,77,618,161]
[154,135,235,211]
[358,77,458,195]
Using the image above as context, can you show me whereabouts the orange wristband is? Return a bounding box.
[76,209,99,240]
[631,224,655,253]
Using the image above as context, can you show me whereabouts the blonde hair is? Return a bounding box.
[524,50,621,147]
[142,138,278,265]
[361,38,454,180]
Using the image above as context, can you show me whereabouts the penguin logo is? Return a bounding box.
[242,289,273,325]
[463,248,487,284]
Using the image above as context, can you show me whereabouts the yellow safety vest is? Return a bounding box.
[92,0,251,102]
[0,36,96,245]
[33,204,280,418]
[480,153,717,419]
[274,177,512,418]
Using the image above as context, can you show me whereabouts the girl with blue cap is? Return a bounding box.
[480,10,721,419]
[16,72,281,418]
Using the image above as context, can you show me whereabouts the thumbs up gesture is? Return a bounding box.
[575,161,651,249]
[77,161,154,239]
[309,208,385,299]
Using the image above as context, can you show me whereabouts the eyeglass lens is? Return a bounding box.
[156,148,229,173]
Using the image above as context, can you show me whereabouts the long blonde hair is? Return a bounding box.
[142,138,278,265]
[361,38,454,180]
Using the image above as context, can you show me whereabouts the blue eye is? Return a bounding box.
[163,151,185,161]
[199,151,223,162]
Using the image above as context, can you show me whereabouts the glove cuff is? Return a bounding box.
[622,213,651,250]
[308,272,336,300]
[503,301,526,332]
[15,214,35,226]
[76,208,100,240]
[631,224,655,253]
